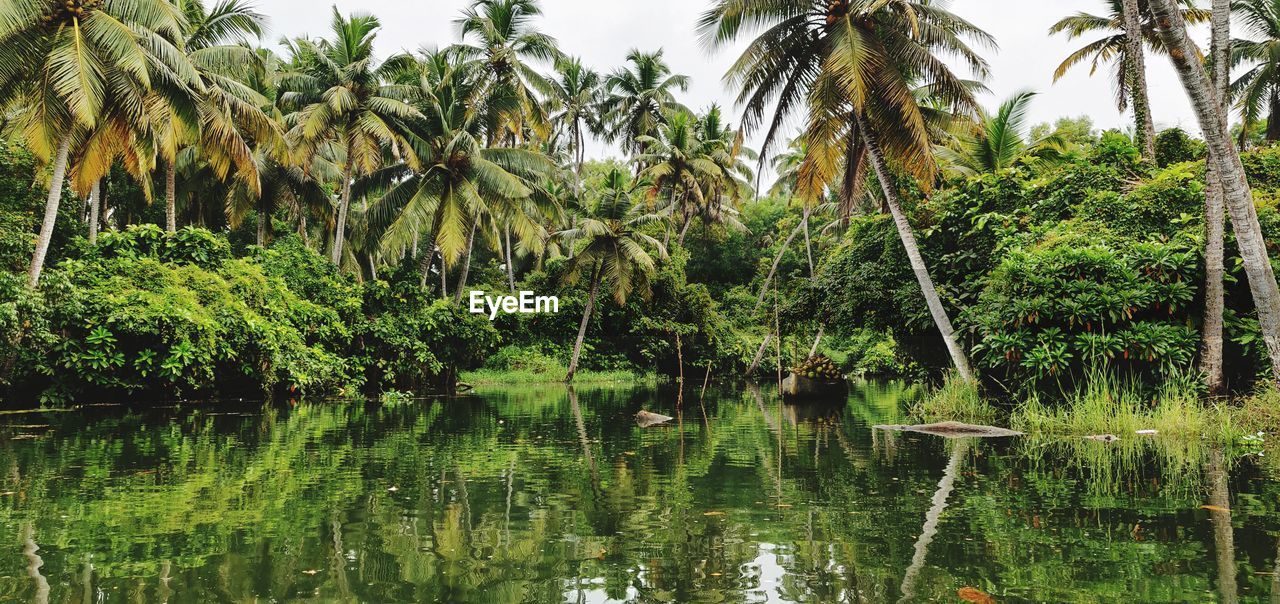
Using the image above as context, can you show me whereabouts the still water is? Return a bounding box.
[0,381,1275,602]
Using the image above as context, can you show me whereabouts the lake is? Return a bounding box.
[0,381,1273,602]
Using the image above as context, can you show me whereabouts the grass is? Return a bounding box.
[1011,370,1232,440]
[910,373,1000,423]
[460,368,654,385]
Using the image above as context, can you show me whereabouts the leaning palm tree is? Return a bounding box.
[700,0,991,381]
[1231,0,1280,141]
[600,49,690,158]
[1150,0,1280,383]
[935,90,1067,177]
[450,0,560,145]
[559,168,667,382]
[279,8,422,265]
[1048,0,1209,159]
[0,0,193,286]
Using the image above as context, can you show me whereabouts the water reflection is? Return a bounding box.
[0,383,1271,602]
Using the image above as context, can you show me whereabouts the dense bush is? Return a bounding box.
[813,134,1280,395]
[0,228,497,403]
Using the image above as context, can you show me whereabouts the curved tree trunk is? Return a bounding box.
[1121,0,1158,160]
[1203,0,1231,395]
[28,138,71,288]
[855,112,976,382]
[1152,0,1280,384]
[747,333,772,376]
[165,160,177,234]
[87,179,101,245]
[566,265,602,383]
[754,214,805,312]
[330,161,354,264]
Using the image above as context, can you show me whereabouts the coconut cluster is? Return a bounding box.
[43,0,102,26]
[793,354,841,381]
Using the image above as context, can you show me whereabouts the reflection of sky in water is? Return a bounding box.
[0,381,1271,602]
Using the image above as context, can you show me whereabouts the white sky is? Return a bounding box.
[257,0,1213,179]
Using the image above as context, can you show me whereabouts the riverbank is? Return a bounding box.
[913,373,1265,447]
[461,368,656,385]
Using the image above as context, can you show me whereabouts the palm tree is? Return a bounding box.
[546,56,601,185]
[154,0,278,234]
[1048,0,1208,159]
[559,168,666,382]
[635,110,720,244]
[362,50,556,297]
[1151,0,1280,384]
[0,0,193,286]
[451,0,560,145]
[279,8,422,265]
[601,50,690,158]
[1204,0,1232,394]
[935,91,1067,177]
[692,105,754,235]
[1231,0,1280,141]
[700,0,991,381]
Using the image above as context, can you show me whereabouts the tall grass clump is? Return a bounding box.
[1012,369,1224,439]
[910,373,999,422]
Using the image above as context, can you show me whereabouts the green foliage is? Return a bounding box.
[0,229,500,403]
[1154,128,1206,168]
[970,237,1200,387]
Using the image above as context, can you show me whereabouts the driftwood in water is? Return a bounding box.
[873,421,1023,439]
[635,410,674,428]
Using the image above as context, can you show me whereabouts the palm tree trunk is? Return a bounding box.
[754,218,804,312]
[28,138,71,288]
[677,212,693,245]
[1203,0,1230,395]
[419,245,436,288]
[747,333,773,376]
[505,227,516,293]
[809,326,824,357]
[439,248,449,299]
[256,199,267,247]
[165,160,177,234]
[855,113,975,381]
[1152,0,1280,384]
[802,205,815,277]
[566,265,602,383]
[453,223,479,301]
[1268,92,1280,142]
[1121,0,1158,160]
[87,179,101,245]
[330,162,354,264]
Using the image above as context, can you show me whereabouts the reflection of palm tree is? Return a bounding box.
[568,386,600,489]
[1206,448,1239,604]
[21,522,49,604]
[898,439,969,603]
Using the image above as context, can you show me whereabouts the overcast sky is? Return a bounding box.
[257,0,1211,179]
